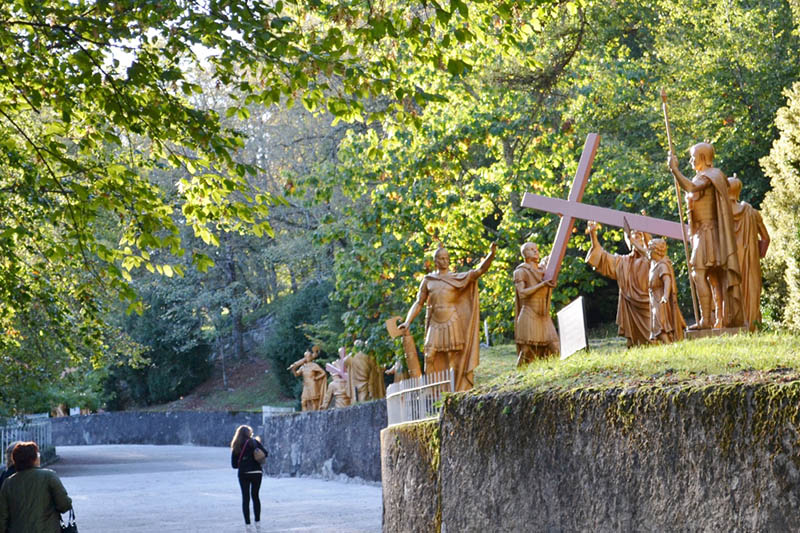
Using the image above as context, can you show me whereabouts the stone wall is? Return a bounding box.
[381,383,800,532]
[51,401,387,482]
[261,400,386,482]
[52,411,263,447]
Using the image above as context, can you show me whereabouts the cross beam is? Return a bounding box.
[523,133,689,283]
[521,194,688,241]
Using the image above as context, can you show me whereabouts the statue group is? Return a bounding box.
[289,342,386,412]
[388,139,768,392]
[293,111,769,401]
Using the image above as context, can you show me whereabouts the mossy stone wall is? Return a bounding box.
[381,382,800,532]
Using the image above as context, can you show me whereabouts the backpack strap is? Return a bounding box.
[237,438,251,466]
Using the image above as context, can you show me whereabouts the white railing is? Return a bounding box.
[0,419,53,459]
[386,369,455,427]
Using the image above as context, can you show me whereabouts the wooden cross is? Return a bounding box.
[522,133,688,282]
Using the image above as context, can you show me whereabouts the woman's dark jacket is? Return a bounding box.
[231,439,268,475]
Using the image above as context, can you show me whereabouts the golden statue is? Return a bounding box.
[585,221,651,347]
[513,242,559,365]
[646,239,686,343]
[343,342,385,403]
[728,176,770,331]
[399,242,496,391]
[668,144,743,329]
[288,348,327,411]
[321,354,351,409]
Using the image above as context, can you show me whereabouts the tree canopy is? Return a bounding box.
[2,0,800,412]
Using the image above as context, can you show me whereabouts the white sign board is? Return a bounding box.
[557,296,588,360]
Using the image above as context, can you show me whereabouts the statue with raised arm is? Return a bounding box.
[728,176,770,331]
[668,143,743,329]
[399,242,497,391]
[514,243,559,365]
[585,220,651,347]
[289,348,327,411]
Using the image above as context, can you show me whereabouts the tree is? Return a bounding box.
[760,82,800,331]
[1,0,565,412]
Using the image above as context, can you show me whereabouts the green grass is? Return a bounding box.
[199,377,295,412]
[475,332,800,394]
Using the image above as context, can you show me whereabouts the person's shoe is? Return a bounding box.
[244,524,254,532]
[254,523,262,532]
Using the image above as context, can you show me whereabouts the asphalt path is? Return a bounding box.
[50,445,382,533]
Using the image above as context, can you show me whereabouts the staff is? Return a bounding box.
[661,89,699,325]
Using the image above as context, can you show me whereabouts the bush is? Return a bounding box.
[261,279,335,397]
[760,81,800,331]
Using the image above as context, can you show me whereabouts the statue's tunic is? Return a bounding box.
[513,262,559,356]
[731,200,767,331]
[648,258,686,341]
[687,168,743,327]
[419,270,481,391]
[586,244,651,346]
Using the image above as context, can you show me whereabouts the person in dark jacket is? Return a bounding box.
[0,442,19,490]
[231,425,268,532]
[0,441,72,533]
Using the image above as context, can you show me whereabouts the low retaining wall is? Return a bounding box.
[52,411,263,447]
[261,400,386,482]
[51,401,387,482]
[382,382,800,532]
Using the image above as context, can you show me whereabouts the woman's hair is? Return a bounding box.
[5,441,19,468]
[230,425,253,455]
[11,441,39,471]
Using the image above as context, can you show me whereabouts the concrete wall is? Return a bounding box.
[381,382,800,532]
[51,401,387,482]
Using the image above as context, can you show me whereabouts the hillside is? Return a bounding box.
[148,356,294,412]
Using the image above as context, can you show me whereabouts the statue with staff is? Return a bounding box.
[663,91,743,329]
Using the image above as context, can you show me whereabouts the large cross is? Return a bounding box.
[522,133,688,282]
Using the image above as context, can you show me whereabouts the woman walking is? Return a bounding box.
[0,441,73,532]
[231,425,268,532]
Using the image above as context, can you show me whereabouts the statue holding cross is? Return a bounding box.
[521,133,693,345]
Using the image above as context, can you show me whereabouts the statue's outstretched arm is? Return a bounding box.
[476,242,497,276]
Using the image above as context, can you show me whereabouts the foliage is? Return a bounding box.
[261,280,336,397]
[103,280,213,408]
[1,0,568,411]
[760,82,800,331]
[302,0,800,362]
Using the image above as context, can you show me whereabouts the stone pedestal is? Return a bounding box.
[685,326,747,340]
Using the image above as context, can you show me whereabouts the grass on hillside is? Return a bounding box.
[148,357,294,412]
[475,332,800,394]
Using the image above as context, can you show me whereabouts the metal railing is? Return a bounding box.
[386,369,454,426]
[0,419,53,460]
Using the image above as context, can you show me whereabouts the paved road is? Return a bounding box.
[50,445,382,533]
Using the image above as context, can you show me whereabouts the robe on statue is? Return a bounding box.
[586,244,651,346]
[649,258,686,341]
[422,271,481,392]
[513,262,559,357]
[731,201,767,331]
